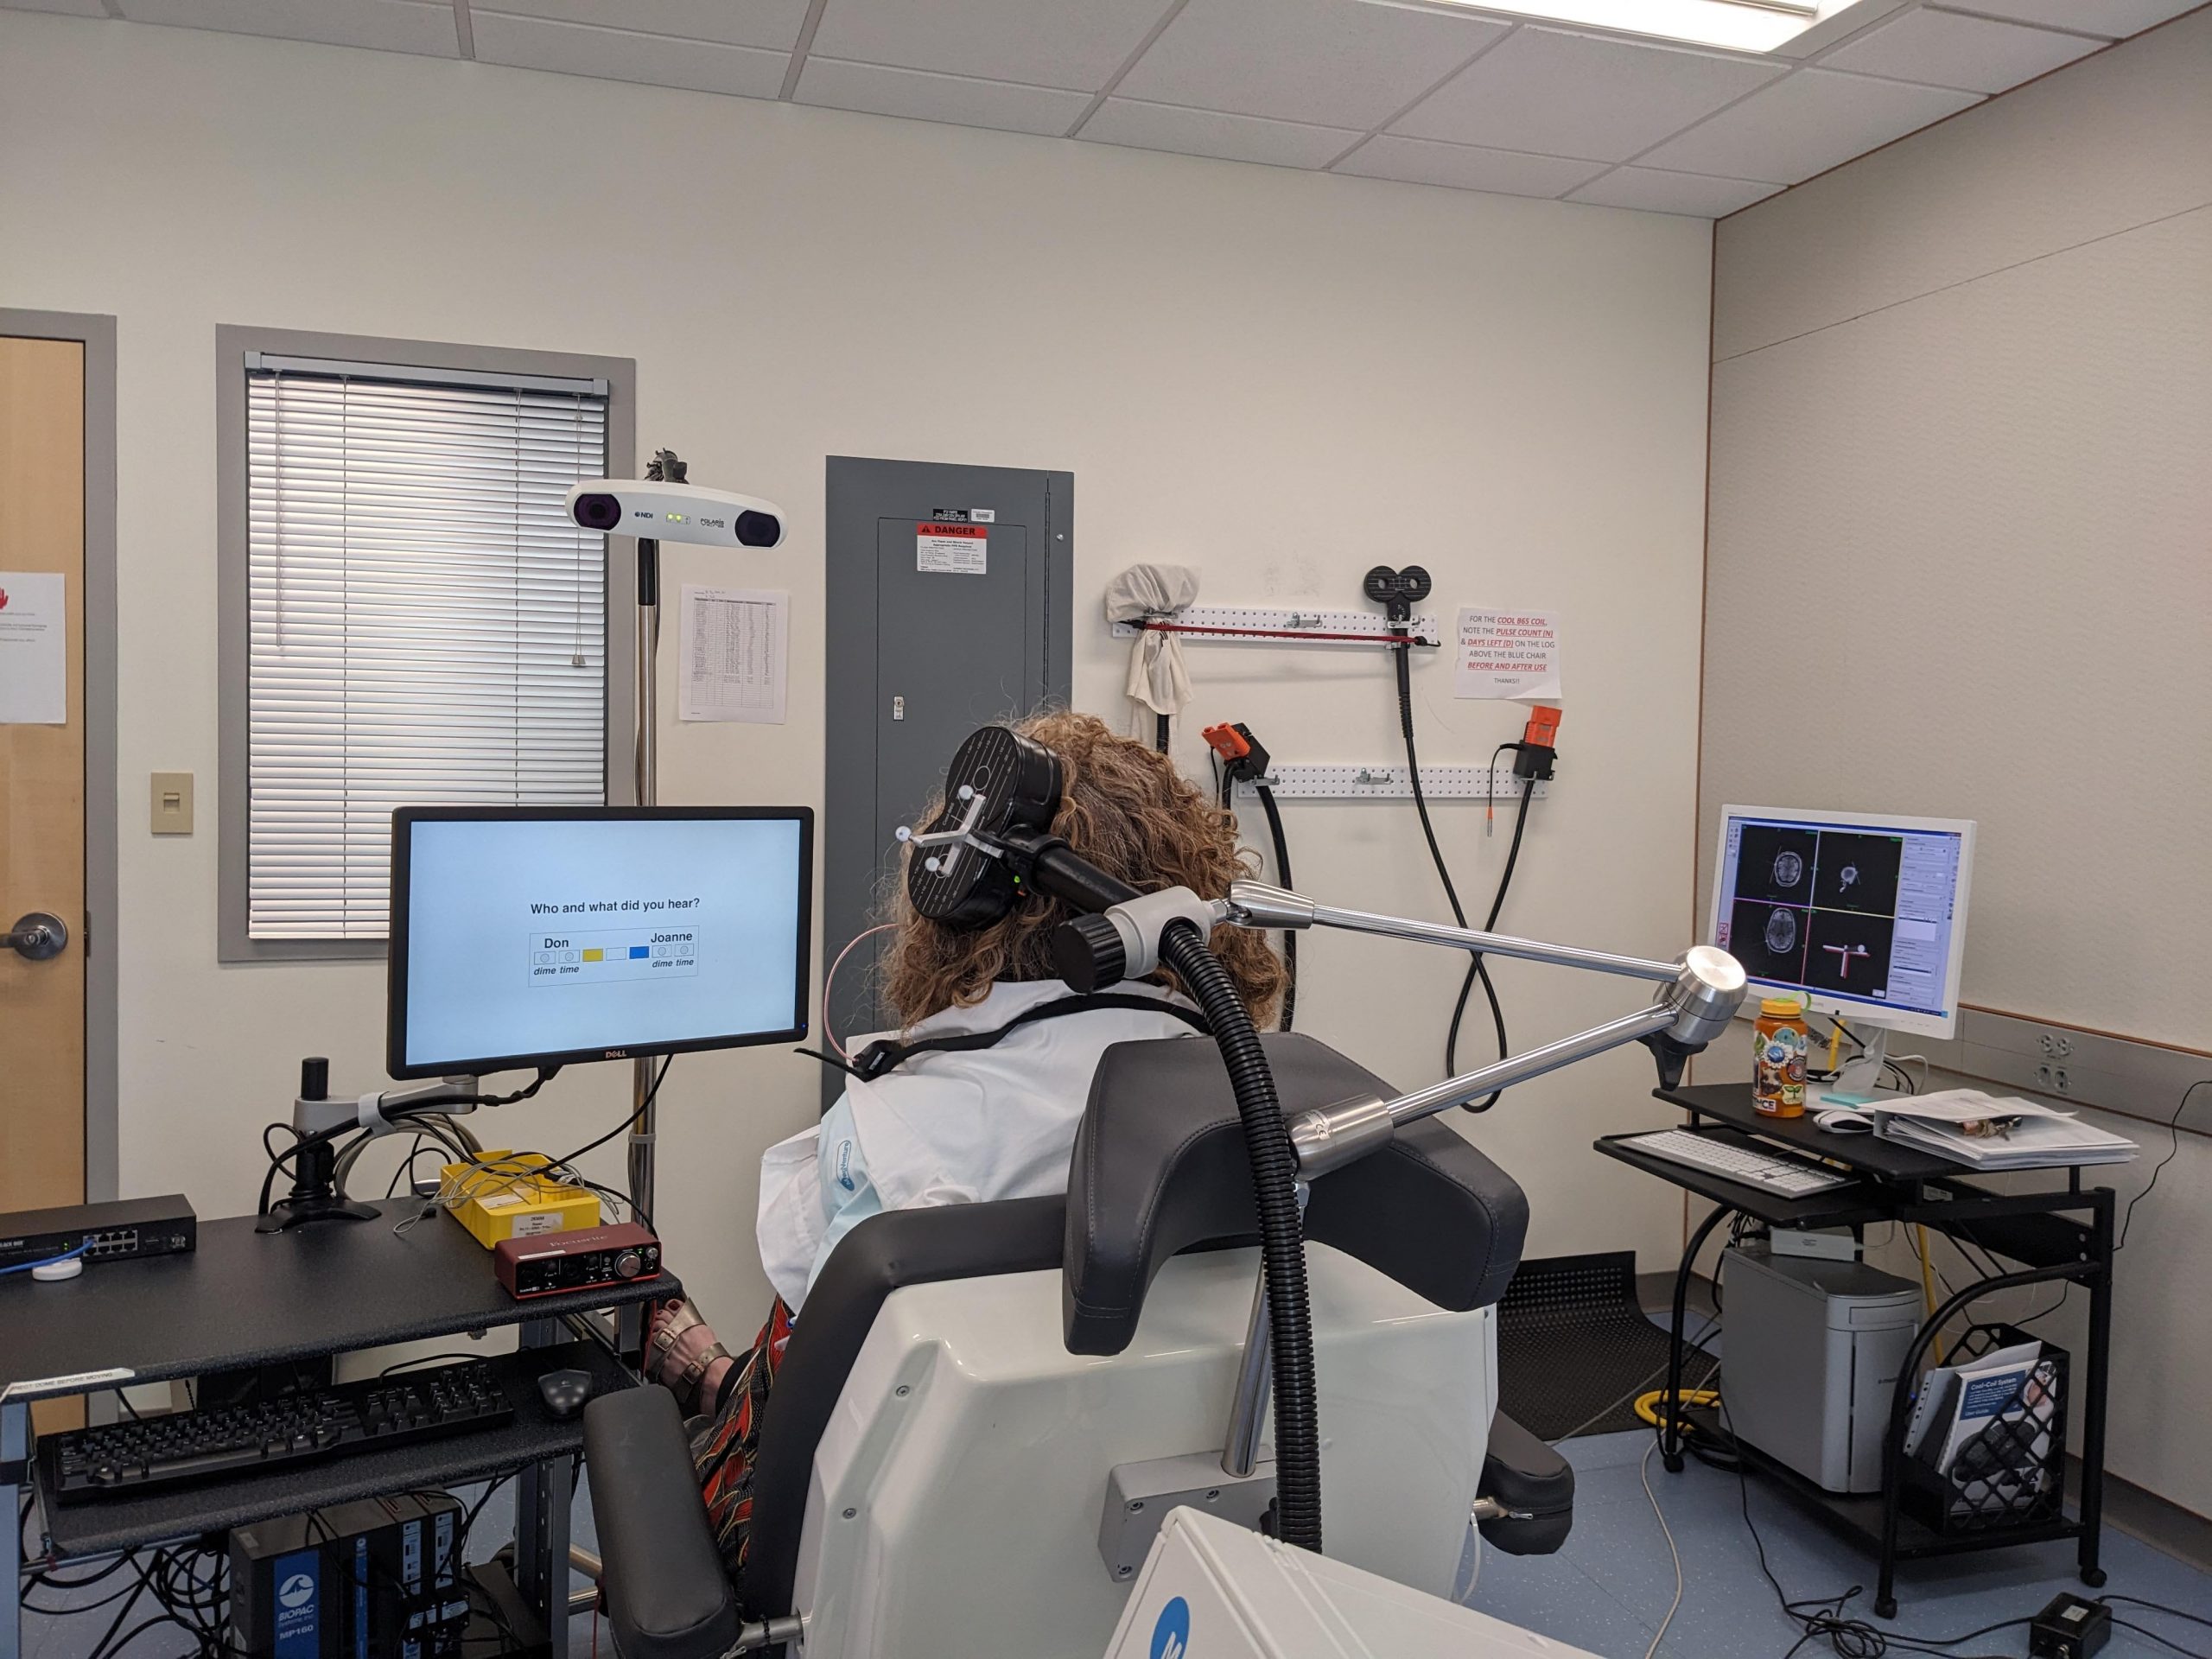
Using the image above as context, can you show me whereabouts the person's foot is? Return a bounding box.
[648,1299,733,1414]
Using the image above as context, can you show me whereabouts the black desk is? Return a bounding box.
[2,1202,681,1659]
[1596,1084,2116,1619]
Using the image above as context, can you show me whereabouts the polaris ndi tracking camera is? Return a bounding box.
[565,479,787,549]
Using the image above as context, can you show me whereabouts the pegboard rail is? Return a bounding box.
[1109,606,1442,648]
[1234,764,1547,801]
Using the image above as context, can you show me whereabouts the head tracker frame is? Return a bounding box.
[896,724,1141,927]
[893,723,1750,1555]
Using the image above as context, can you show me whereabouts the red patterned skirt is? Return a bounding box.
[687,1298,794,1580]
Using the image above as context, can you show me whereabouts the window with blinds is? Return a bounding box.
[245,358,609,940]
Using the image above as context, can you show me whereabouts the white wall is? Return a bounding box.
[0,10,1715,1329]
[1705,10,2212,1517]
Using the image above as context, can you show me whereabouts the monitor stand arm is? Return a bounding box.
[1828,1024,1890,1103]
[256,1064,481,1234]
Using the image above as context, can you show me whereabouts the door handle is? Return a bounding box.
[4,912,68,961]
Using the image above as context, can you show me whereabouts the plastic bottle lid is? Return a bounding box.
[1759,995,1808,1017]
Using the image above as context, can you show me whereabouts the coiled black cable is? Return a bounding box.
[1392,645,1512,1106]
[1156,918,1321,1553]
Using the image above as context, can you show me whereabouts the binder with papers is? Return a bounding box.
[1870,1090,2137,1171]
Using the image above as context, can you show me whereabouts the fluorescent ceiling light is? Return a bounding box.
[1427,0,1835,53]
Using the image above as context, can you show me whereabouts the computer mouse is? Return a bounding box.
[537,1369,594,1421]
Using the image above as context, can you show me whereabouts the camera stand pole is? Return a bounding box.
[628,531,661,1227]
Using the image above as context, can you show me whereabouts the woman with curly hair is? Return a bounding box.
[646,710,1284,1576]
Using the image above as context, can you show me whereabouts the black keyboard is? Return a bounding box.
[41,1360,514,1506]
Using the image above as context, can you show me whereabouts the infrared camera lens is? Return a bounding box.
[734,510,782,548]
[572,493,623,531]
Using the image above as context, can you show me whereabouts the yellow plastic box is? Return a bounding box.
[441,1151,602,1249]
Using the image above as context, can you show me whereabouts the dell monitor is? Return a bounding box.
[1707,805,1974,1045]
[387,806,812,1079]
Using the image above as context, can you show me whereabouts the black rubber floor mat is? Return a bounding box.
[1497,1251,1679,1442]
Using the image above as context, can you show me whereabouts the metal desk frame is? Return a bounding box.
[1599,1084,2115,1620]
[3,1201,675,1659]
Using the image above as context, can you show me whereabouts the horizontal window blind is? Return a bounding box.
[247,365,608,939]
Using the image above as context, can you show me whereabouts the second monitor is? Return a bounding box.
[1709,804,1974,1041]
[388,806,813,1078]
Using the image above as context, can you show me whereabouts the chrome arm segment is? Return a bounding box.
[1291,1005,1679,1178]
[1274,934,1746,1178]
[1226,880,1677,983]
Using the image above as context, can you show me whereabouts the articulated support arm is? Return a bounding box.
[1217,878,1746,1178]
[1200,879,1745,1476]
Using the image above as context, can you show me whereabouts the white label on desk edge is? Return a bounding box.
[3,1367,136,1404]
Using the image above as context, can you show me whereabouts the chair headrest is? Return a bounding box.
[1063,1033,1530,1355]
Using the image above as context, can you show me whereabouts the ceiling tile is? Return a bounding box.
[1636,67,1980,184]
[794,57,1093,137]
[1820,8,2101,92]
[472,10,785,96]
[469,0,811,54]
[2,0,112,16]
[1567,164,1781,217]
[1927,0,2197,35]
[1393,26,1783,163]
[1333,135,1606,198]
[1115,0,1509,130]
[808,0,1173,93]
[113,0,458,55]
[1079,97,1360,169]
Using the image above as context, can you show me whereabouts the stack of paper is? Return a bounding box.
[1872,1090,2137,1171]
[1904,1338,2059,1516]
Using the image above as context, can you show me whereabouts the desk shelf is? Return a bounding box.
[1723,1426,2086,1563]
[3,1202,677,1659]
[32,1340,633,1562]
[1599,1083,2118,1619]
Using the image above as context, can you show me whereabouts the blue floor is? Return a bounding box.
[1471,1427,2212,1657]
[22,1409,2210,1658]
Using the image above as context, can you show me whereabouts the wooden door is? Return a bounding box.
[1,334,87,1216]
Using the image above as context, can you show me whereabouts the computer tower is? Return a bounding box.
[1719,1242,1923,1494]
[230,1493,466,1659]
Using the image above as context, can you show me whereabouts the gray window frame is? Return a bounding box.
[216,325,638,963]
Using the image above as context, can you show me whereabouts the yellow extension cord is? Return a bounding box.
[1634,1387,1722,1431]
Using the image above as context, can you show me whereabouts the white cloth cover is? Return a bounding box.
[754,979,1202,1310]
[1103,563,1199,726]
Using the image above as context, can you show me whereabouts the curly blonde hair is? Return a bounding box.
[880,711,1286,1029]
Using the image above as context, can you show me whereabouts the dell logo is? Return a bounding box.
[603,1048,629,1059]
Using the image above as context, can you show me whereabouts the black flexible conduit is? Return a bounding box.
[1155,918,1322,1553]
[1253,782,1297,1032]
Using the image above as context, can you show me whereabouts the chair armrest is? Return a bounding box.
[1476,1410,1575,1556]
[583,1385,741,1659]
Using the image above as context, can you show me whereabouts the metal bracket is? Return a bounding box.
[1099,1451,1276,1582]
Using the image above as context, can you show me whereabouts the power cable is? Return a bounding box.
[2120,1078,2209,1249]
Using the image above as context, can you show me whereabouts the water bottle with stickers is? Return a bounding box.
[1753,995,1809,1117]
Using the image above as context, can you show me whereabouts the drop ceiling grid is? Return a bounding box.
[13,0,2190,216]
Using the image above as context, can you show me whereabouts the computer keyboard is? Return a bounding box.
[1624,1129,1854,1198]
[41,1360,514,1506]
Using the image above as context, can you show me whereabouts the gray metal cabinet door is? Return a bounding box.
[872,517,1035,887]
[823,459,1071,1094]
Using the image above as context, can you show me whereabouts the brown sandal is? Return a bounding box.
[647,1299,730,1413]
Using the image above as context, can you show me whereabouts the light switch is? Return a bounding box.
[151,771,194,835]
